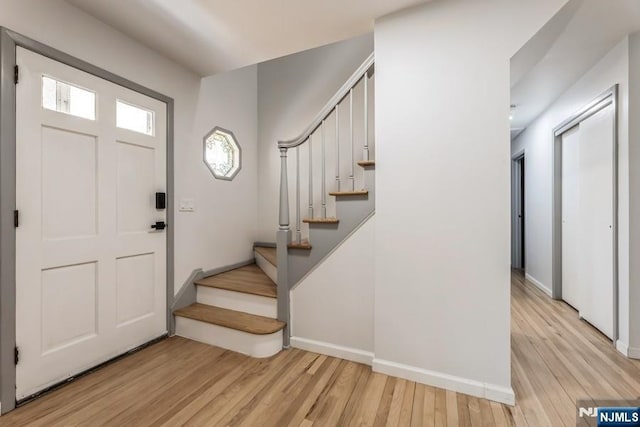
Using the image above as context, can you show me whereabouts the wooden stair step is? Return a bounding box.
[288,239,312,250]
[254,246,277,267]
[174,303,285,335]
[357,160,375,167]
[302,217,339,224]
[195,264,276,298]
[329,190,369,197]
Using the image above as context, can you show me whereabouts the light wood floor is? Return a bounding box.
[1,271,638,426]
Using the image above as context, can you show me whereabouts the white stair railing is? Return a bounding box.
[277,52,375,245]
[275,53,374,347]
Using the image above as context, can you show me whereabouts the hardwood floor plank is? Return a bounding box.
[434,388,447,427]
[456,393,472,427]
[445,390,459,427]
[349,372,388,426]
[385,378,408,427]
[398,381,416,426]
[306,361,363,426]
[410,383,426,427]
[373,376,396,427]
[335,363,371,426]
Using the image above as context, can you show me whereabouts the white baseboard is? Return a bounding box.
[525,273,552,297]
[255,251,277,283]
[372,358,515,406]
[616,340,640,359]
[616,340,629,356]
[290,337,374,365]
[628,346,640,360]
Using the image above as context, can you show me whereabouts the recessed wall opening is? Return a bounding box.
[509,0,640,422]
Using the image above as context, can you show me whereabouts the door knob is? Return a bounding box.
[151,221,166,230]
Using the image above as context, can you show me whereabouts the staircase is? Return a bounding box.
[276,52,375,347]
[173,53,375,357]
[174,247,285,358]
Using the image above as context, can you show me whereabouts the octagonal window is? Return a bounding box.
[204,127,241,180]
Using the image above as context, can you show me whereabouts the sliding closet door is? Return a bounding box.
[561,106,614,339]
[561,125,582,311]
[576,106,614,338]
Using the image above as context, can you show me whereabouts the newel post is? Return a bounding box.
[276,146,291,348]
[279,147,290,231]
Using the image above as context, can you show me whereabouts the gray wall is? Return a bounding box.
[256,33,374,241]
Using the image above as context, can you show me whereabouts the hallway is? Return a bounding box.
[510,271,640,426]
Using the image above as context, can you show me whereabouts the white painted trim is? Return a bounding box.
[628,345,640,360]
[175,317,282,358]
[616,339,629,356]
[290,337,373,365]
[255,251,277,283]
[196,286,277,318]
[372,358,515,406]
[525,273,552,297]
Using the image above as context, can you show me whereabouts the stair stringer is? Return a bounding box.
[287,168,375,287]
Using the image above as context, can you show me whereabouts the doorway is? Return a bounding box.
[511,153,525,270]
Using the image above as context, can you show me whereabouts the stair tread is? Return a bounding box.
[357,160,375,167]
[174,303,285,335]
[288,239,312,250]
[302,217,339,224]
[195,264,276,298]
[329,190,369,196]
[254,246,277,267]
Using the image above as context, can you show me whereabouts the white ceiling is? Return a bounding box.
[67,0,427,76]
[510,0,640,139]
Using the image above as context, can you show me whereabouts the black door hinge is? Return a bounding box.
[14,210,19,228]
[14,65,19,84]
[14,346,19,365]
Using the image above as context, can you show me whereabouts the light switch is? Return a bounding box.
[179,198,195,212]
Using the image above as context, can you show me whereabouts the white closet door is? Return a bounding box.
[561,106,614,339]
[576,106,614,338]
[16,47,167,400]
[561,125,582,311]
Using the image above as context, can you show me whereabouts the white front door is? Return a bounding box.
[16,48,167,400]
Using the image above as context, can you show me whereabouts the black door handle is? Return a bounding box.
[151,221,166,230]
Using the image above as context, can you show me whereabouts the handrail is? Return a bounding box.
[277,52,375,149]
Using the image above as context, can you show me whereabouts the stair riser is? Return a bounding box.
[175,317,282,358]
[196,286,277,318]
[254,251,277,283]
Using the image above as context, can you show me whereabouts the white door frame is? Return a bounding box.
[551,85,618,342]
[0,27,175,413]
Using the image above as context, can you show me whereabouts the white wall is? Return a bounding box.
[256,34,374,242]
[511,38,630,347]
[179,66,258,285]
[0,0,260,290]
[290,216,374,361]
[626,32,640,357]
[373,0,567,404]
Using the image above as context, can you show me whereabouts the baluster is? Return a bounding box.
[335,105,340,192]
[363,73,369,162]
[278,147,290,231]
[321,120,327,218]
[349,88,354,191]
[296,146,301,243]
[308,138,313,219]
